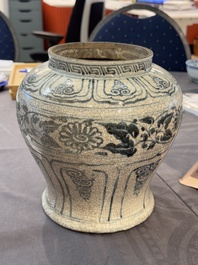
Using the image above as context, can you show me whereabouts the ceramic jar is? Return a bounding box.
[16,42,183,233]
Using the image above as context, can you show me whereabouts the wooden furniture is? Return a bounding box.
[8,63,40,99]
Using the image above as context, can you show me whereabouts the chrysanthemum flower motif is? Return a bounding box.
[59,121,103,153]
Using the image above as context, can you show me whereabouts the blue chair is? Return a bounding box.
[0,11,19,61]
[90,3,191,71]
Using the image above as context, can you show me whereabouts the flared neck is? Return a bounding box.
[48,42,153,77]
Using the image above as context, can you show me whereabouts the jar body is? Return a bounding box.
[16,43,183,233]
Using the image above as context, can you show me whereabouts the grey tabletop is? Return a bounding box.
[0,72,198,265]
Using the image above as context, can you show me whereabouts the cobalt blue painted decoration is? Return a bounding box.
[16,42,183,233]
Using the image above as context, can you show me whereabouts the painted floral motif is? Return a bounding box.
[102,106,182,157]
[102,121,138,157]
[59,120,103,153]
[134,160,160,196]
[110,80,130,96]
[16,100,61,148]
[39,120,61,148]
[17,99,182,158]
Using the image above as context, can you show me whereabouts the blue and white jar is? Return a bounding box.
[16,42,183,233]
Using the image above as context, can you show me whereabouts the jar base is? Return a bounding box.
[41,189,155,233]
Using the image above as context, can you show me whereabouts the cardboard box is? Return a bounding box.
[179,161,198,189]
[8,63,40,100]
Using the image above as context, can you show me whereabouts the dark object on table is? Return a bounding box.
[0,81,8,91]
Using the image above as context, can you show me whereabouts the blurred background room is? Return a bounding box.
[1,0,198,63]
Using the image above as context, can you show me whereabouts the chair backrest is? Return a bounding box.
[66,0,105,43]
[0,11,19,61]
[90,3,191,71]
[81,0,105,42]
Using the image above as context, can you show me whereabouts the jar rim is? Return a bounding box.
[48,42,153,77]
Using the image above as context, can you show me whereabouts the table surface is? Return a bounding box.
[0,72,198,265]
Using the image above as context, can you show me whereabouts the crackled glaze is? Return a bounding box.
[16,42,183,233]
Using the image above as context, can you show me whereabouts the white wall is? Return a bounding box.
[0,0,9,17]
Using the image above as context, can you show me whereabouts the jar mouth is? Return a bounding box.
[48,42,153,77]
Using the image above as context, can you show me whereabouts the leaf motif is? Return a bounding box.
[163,113,174,129]
[148,142,155,149]
[127,123,139,138]
[140,116,154,124]
[25,116,29,124]
[117,121,128,130]
[22,105,28,113]
[160,129,172,141]
[32,116,39,124]
[41,134,60,148]
[158,113,173,128]
[141,133,148,141]
[104,122,128,141]
[40,120,60,133]
[142,143,147,149]
[103,140,137,157]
